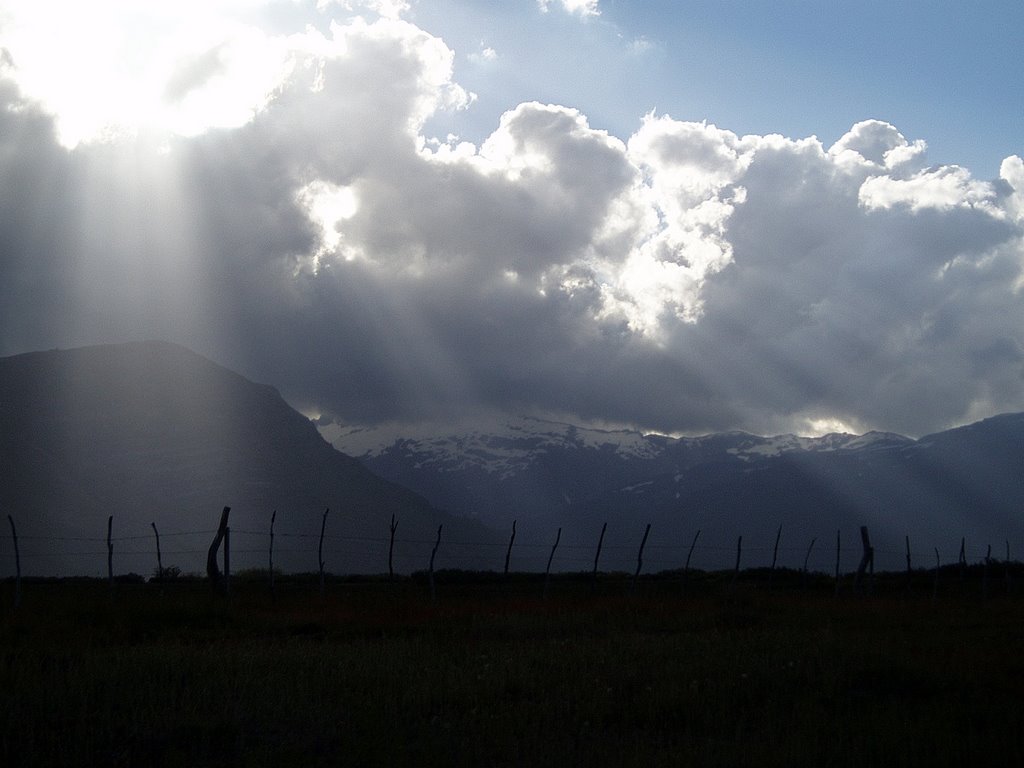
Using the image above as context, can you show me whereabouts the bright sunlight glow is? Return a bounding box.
[0,0,291,146]
[297,179,360,271]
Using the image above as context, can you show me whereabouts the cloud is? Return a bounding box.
[0,2,294,145]
[626,36,657,56]
[675,128,1024,435]
[859,165,1003,214]
[829,119,925,170]
[329,0,410,17]
[1,11,1023,439]
[537,0,600,17]
[467,43,497,64]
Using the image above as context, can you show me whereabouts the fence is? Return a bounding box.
[2,510,1020,594]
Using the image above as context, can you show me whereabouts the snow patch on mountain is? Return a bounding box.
[726,430,911,461]
[318,415,914,477]
[319,415,664,479]
[620,480,654,494]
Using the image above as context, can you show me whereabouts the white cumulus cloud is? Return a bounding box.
[1,7,1022,439]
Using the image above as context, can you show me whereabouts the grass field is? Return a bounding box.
[2,571,1023,767]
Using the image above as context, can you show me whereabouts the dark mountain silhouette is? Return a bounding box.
[0,341,496,575]
[335,414,1024,573]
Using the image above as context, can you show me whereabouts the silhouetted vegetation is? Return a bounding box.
[2,571,1023,766]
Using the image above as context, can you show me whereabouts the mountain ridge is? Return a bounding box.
[0,341,497,576]
[323,412,1024,572]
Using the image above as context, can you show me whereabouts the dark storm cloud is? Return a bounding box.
[0,77,83,352]
[1,17,1022,438]
[673,133,1024,436]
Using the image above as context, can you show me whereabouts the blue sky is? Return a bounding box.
[1,0,1022,438]
[416,0,1021,179]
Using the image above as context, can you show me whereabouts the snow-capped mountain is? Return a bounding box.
[322,416,911,476]
[320,416,665,481]
[722,430,912,460]
[319,416,914,522]
[319,413,1024,573]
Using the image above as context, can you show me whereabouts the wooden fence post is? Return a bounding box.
[151,522,163,581]
[834,529,841,597]
[854,526,873,595]
[905,535,912,594]
[224,527,231,598]
[206,506,231,594]
[769,525,782,590]
[269,510,276,594]
[106,515,114,596]
[802,537,816,588]
[870,541,875,592]
[932,547,940,603]
[318,507,329,597]
[1005,540,1012,594]
[429,524,442,604]
[388,514,398,583]
[683,529,701,593]
[958,537,966,582]
[983,543,991,600]
[591,522,607,591]
[632,523,651,595]
[543,527,561,600]
[731,535,742,584]
[503,520,517,579]
[7,515,21,609]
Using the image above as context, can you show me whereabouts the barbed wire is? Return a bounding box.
[0,519,1015,577]
[0,529,1008,551]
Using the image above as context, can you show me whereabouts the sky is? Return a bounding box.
[0,0,1022,439]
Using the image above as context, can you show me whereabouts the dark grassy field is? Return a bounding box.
[2,571,1023,767]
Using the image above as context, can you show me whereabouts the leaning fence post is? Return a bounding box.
[224,526,231,598]
[869,541,875,592]
[769,525,782,590]
[269,510,276,594]
[854,526,873,595]
[683,529,701,593]
[151,522,163,581]
[318,507,329,597]
[632,523,651,595]
[543,527,561,600]
[731,535,742,584]
[802,537,816,589]
[429,524,442,604]
[106,515,114,596]
[503,520,517,579]
[7,515,21,609]
[206,506,231,594]
[591,522,607,591]
[388,514,398,583]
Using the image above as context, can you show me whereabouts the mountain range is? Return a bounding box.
[322,414,1024,573]
[4,340,1022,578]
[0,341,496,576]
